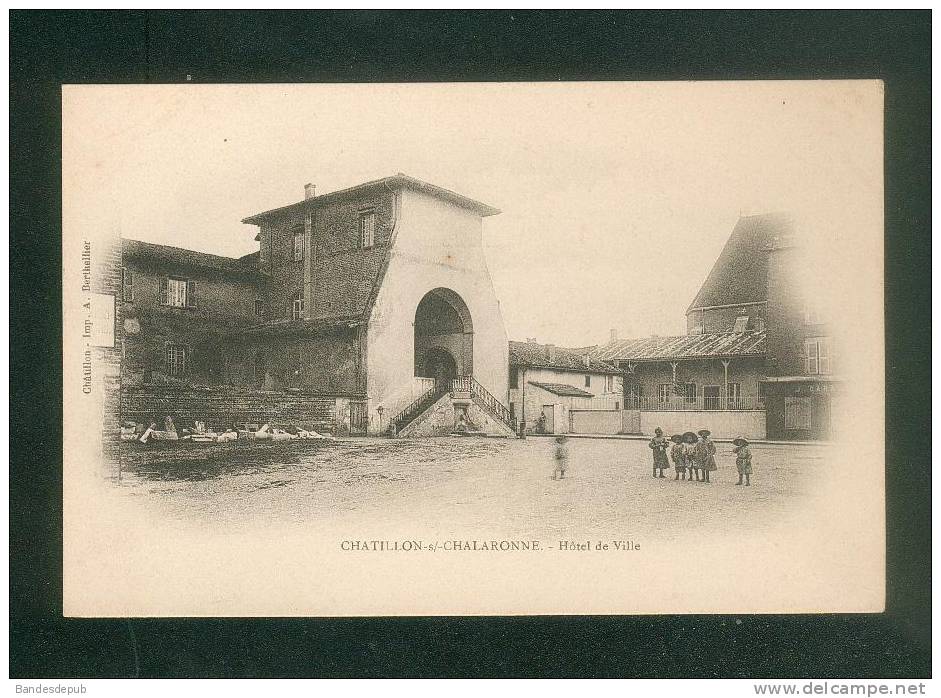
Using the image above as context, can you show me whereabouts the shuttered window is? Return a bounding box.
[804,337,832,375]
[162,277,196,308]
[167,278,187,307]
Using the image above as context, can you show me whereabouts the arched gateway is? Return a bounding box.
[413,288,473,389]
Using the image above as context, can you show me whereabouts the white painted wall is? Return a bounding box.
[366,188,509,433]
[638,410,767,440]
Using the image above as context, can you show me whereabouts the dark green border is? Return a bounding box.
[10,10,930,678]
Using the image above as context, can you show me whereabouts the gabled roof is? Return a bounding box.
[242,173,501,225]
[687,213,792,313]
[509,340,622,375]
[122,239,259,277]
[590,331,767,363]
[528,382,594,398]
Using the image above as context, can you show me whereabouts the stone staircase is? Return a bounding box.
[389,376,517,438]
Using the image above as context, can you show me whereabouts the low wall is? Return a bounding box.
[121,385,363,435]
[570,410,623,435]
[639,410,766,440]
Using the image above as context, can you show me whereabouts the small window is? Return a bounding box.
[167,278,187,307]
[292,227,304,262]
[605,375,614,393]
[657,384,672,404]
[509,367,519,389]
[165,344,186,377]
[584,375,591,388]
[254,299,265,317]
[291,290,305,321]
[122,267,134,302]
[804,337,832,375]
[360,211,376,249]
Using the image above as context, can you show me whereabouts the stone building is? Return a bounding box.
[592,213,836,440]
[508,340,623,435]
[120,174,515,437]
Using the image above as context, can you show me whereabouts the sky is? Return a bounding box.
[63,81,883,347]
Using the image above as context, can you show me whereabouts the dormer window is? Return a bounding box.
[733,315,749,333]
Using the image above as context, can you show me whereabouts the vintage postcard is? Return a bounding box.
[62,81,884,616]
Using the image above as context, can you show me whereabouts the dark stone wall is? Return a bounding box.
[121,385,341,433]
[257,190,396,322]
[227,329,365,395]
[121,259,261,387]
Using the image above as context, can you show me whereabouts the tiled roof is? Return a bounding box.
[242,173,501,224]
[509,340,622,375]
[123,239,259,276]
[590,331,767,362]
[527,382,594,398]
[687,213,792,313]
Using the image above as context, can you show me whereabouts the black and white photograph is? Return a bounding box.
[10,9,930,683]
[62,80,884,617]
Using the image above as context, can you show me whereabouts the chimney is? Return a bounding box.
[304,183,316,200]
[545,343,556,363]
[526,337,537,344]
[610,328,618,343]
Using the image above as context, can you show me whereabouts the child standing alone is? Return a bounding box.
[733,437,753,486]
[552,435,570,480]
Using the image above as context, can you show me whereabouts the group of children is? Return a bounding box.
[551,428,753,486]
[649,427,753,486]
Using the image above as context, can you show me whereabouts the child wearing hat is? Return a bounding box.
[648,427,670,478]
[733,437,753,486]
[682,432,699,482]
[695,429,718,483]
[552,435,570,480]
[669,434,688,480]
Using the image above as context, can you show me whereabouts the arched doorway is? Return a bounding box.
[422,347,458,386]
[414,288,473,387]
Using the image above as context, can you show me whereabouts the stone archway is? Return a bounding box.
[414,288,473,384]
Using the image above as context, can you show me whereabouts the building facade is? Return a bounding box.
[593,213,836,441]
[121,174,514,437]
[509,340,623,435]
